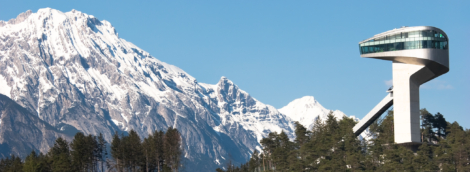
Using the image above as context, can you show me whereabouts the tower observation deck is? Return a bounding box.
[353,26,449,145]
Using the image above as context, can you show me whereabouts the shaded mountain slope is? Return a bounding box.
[0,94,69,158]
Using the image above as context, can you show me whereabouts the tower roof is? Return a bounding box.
[359,26,447,44]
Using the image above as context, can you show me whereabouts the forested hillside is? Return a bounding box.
[218,109,470,172]
[0,128,182,172]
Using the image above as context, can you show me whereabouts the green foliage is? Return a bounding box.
[49,137,72,172]
[218,109,470,172]
[1,128,183,172]
[0,154,23,172]
[110,128,183,172]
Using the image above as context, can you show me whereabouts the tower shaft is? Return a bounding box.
[392,62,434,143]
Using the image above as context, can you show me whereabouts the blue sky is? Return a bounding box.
[1,1,469,128]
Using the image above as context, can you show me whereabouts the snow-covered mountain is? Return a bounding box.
[279,96,348,130]
[0,8,299,171]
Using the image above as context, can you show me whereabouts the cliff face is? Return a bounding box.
[0,94,69,158]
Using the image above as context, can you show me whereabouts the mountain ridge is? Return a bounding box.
[0,8,356,171]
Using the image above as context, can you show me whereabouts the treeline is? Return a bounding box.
[0,127,183,172]
[111,127,182,172]
[218,109,470,172]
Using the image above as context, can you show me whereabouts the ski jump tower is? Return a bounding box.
[353,26,449,146]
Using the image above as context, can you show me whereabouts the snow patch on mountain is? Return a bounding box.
[0,75,11,98]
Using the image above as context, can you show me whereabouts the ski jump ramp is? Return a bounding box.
[353,93,393,136]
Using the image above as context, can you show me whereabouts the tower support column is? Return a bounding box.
[392,62,435,144]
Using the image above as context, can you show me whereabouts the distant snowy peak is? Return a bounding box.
[279,96,346,129]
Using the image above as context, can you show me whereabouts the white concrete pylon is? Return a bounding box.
[392,62,434,143]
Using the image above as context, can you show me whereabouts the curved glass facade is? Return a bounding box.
[359,30,448,54]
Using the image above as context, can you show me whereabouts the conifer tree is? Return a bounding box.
[23,150,39,172]
[433,112,448,139]
[111,131,123,172]
[247,150,260,172]
[142,136,154,172]
[49,137,72,172]
[0,155,23,172]
[70,133,96,171]
[446,122,470,171]
[127,129,144,172]
[421,108,436,143]
[153,130,164,172]
[294,121,309,147]
[413,142,438,171]
[164,127,182,172]
[96,133,107,172]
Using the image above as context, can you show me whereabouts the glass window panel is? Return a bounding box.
[421,31,427,37]
[409,31,419,38]
[424,30,432,37]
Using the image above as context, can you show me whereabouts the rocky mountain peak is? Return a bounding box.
[217,76,234,89]
[216,77,258,110]
[4,10,32,25]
